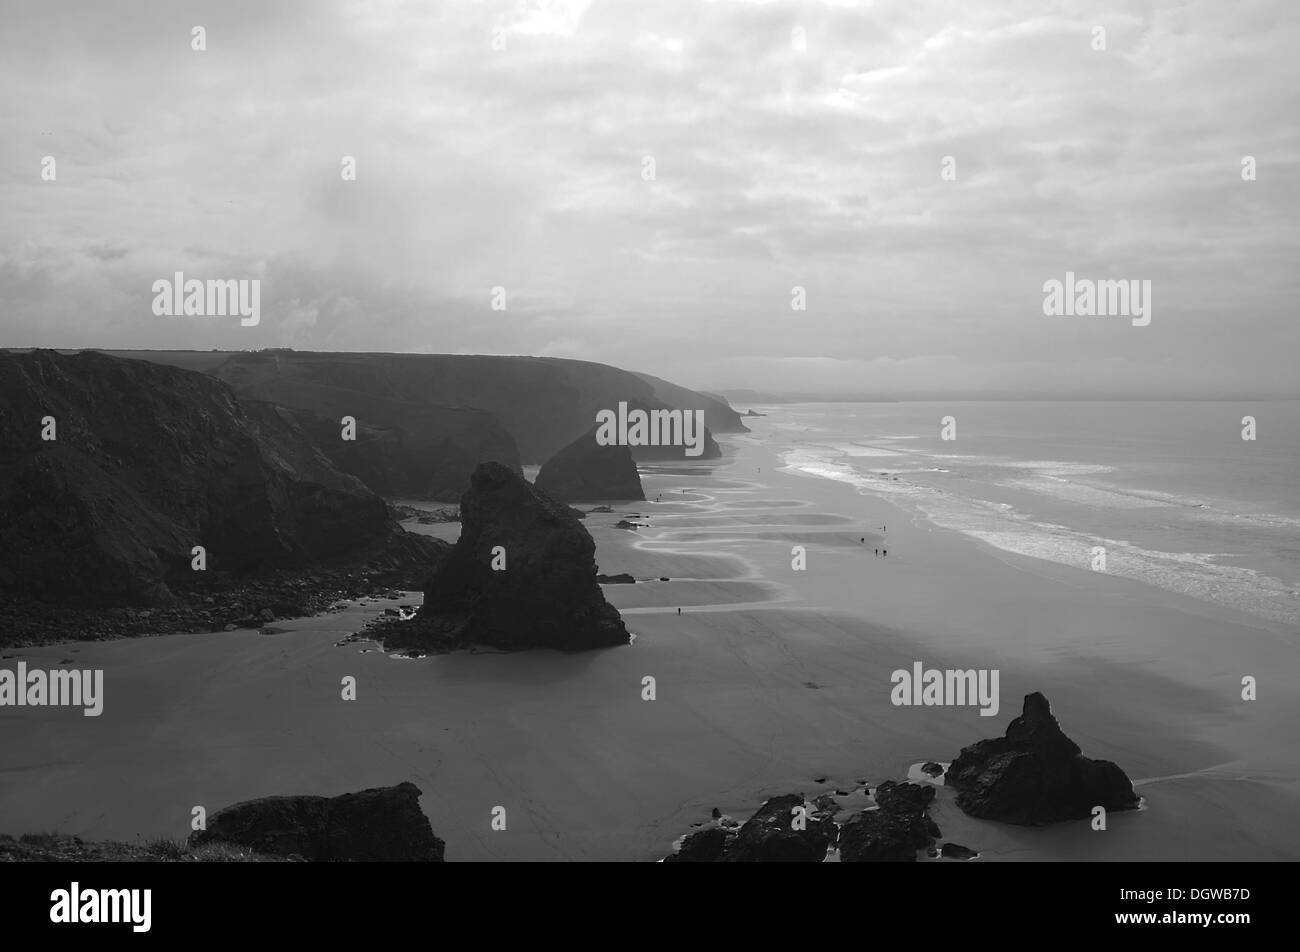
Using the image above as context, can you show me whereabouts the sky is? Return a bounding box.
[2,0,1297,397]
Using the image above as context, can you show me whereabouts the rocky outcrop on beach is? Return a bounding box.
[664,780,945,863]
[664,795,834,863]
[189,781,445,861]
[379,462,630,653]
[838,781,941,862]
[534,429,645,502]
[721,794,836,862]
[662,828,730,863]
[945,692,1140,825]
[0,350,435,609]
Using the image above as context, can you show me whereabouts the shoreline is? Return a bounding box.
[1,427,1298,860]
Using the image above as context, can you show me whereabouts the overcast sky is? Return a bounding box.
[2,0,1297,396]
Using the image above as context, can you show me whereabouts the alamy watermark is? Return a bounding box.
[50,883,150,932]
[151,272,260,326]
[890,661,1000,716]
[1042,271,1151,326]
[595,401,706,457]
[0,663,103,716]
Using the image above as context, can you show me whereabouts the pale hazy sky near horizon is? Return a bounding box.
[2,0,1297,396]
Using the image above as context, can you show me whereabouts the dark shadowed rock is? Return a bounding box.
[839,781,939,863]
[384,462,630,652]
[945,692,1140,825]
[940,842,978,860]
[595,573,636,584]
[664,828,730,863]
[0,350,426,607]
[719,794,834,862]
[281,404,519,502]
[189,782,445,861]
[534,429,644,502]
[812,793,843,816]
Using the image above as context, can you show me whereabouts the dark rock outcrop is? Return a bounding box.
[940,842,978,860]
[838,781,939,862]
[945,692,1140,825]
[0,350,429,607]
[534,429,645,502]
[719,795,834,863]
[663,828,729,863]
[383,462,630,652]
[188,782,445,861]
[595,573,635,584]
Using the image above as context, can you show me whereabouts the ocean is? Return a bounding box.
[766,401,1300,629]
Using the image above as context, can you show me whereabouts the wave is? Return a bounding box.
[778,447,1300,627]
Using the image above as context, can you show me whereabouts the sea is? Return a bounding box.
[764,401,1300,629]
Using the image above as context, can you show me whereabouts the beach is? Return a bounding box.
[2,417,1298,861]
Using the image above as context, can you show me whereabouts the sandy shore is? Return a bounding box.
[2,422,1298,861]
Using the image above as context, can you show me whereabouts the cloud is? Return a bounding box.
[1,0,1297,395]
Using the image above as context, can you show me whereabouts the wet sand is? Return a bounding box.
[2,427,1298,861]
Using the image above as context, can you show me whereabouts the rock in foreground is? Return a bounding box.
[189,782,445,861]
[534,428,645,502]
[838,781,940,862]
[384,462,630,652]
[945,692,1140,825]
[665,795,833,862]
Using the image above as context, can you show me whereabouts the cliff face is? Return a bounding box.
[0,350,413,607]
[383,462,630,652]
[208,351,730,463]
[277,403,517,502]
[533,429,645,502]
[631,371,749,434]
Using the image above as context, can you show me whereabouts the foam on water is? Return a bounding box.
[779,443,1300,627]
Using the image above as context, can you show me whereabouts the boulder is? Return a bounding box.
[838,781,938,863]
[385,462,630,652]
[534,429,644,502]
[719,794,834,862]
[664,828,729,863]
[189,782,445,861]
[945,692,1140,825]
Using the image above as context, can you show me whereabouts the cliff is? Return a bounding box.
[204,351,731,463]
[0,350,427,607]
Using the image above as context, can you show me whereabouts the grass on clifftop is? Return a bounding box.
[0,832,288,863]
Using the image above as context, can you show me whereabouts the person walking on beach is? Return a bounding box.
[874,548,878,556]
[883,549,887,558]
[677,607,681,615]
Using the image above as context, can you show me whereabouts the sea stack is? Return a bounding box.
[534,428,645,502]
[945,692,1140,825]
[388,462,630,652]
